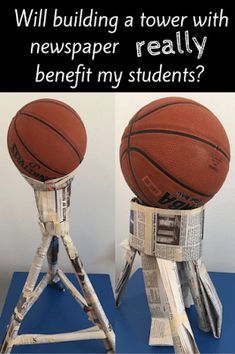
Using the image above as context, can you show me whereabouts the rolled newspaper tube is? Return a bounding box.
[193,259,222,338]
[115,240,137,307]
[182,260,211,332]
[1,233,52,353]
[156,258,200,354]
[13,326,107,345]
[141,253,173,346]
[61,231,115,352]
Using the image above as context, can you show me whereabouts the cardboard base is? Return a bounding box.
[0,272,114,353]
[116,268,235,353]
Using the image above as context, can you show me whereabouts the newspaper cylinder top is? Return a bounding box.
[120,96,230,209]
[7,98,87,182]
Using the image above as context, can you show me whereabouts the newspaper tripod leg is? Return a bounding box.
[156,258,200,354]
[61,232,115,353]
[115,243,137,307]
[140,253,200,352]
[0,233,52,354]
[141,253,173,346]
[182,259,222,338]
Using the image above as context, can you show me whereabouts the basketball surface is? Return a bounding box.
[120,97,230,209]
[7,98,87,181]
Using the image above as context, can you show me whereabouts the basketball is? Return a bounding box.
[120,97,230,209]
[7,98,87,181]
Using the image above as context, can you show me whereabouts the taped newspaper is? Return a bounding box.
[141,254,199,352]
[116,198,223,352]
[1,172,115,354]
[183,259,222,338]
[23,171,75,224]
[156,258,200,353]
[141,253,173,346]
[129,198,204,261]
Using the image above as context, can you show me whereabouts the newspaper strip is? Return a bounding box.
[129,199,204,261]
[23,170,76,191]
[141,253,173,346]
[186,259,223,338]
[115,240,137,306]
[156,258,200,354]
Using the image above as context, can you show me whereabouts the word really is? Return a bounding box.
[136,31,207,59]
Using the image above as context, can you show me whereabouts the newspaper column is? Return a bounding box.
[116,199,222,354]
[1,173,115,354]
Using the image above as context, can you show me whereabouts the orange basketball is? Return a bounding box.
[7,98,87,181]
[120,97,230,209]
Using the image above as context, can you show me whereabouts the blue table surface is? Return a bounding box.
[0,272,115,353]
[115,268,235,354]
[1,270,235,353]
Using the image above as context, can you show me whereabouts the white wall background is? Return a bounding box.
[0,93,115,313]
[115,93,235,279]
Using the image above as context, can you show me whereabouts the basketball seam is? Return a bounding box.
[121,129,230,161]
[123,146,213,198]
[18,112,82,162]
[122,152,154,205]
[13,116,71,176]
[19,99,84,124]
[130,101,211,124]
